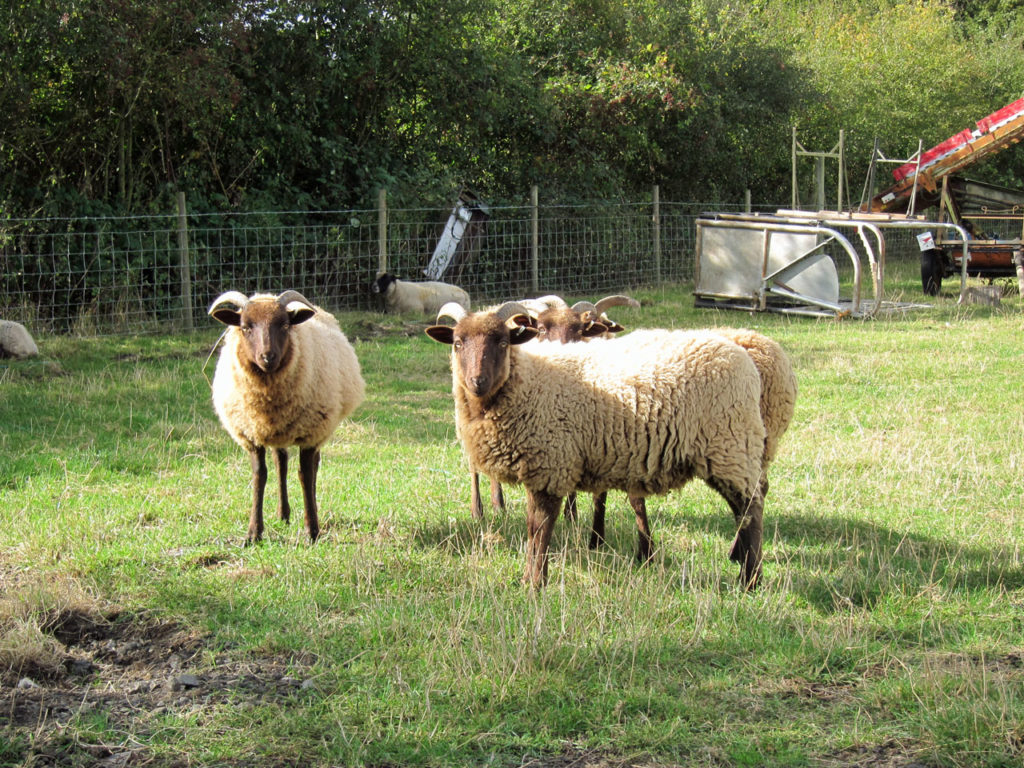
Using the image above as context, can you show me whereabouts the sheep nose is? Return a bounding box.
[469,375,487,394]
[260,352,277,369]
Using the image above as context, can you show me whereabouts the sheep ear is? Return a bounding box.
[287,305,317,325]
[425,325,454,345]
[210,307,242,327]
[582,321,610,338]
[510,325,538,344]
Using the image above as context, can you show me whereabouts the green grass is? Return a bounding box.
[2,271,1024,767]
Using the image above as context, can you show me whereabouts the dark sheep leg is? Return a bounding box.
[628,495,654,564]
[246,445,268,545]
[470,470,484,520]
[273,447,291,523]
[709,478,764,590]
[588,491,607,550]
[489,477,505,512]
[524,489,562,588]
[298,446,321,543]
[563,491,578,521]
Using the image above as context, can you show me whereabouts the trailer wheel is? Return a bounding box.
[921,249,943,296]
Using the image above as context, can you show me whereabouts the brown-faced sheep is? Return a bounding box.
[465,294,640,525]
[209,290,365,544]
[426,302,767,589]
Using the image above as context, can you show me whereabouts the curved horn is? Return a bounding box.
[518,296,564,316]
[208,290,251,316]
[494,301,532,323]
[436,302,468,325]
[277,290,315,310]
[594,295,640,314]
[533,294,569,309]
[570,300,598,316]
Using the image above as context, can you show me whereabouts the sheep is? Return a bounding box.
[466,294,640,524]
[0,320,39,359]
[589,326,797,559]
[208,290,365,545]
[371,272,470,317]
[426,301,768,589]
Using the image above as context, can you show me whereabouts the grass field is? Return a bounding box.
[2,270,1023,767]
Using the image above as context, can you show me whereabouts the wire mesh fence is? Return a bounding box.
[1,197,925,337]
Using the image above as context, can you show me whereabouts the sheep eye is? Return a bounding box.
[499,340,509,349]
[453,339,463,350]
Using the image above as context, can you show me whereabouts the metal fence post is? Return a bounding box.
[652,185,661,283]
[176,191,193,331]
[531,185,539,293]
[378,188,388,275]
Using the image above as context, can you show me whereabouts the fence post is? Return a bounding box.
[652,185,661,283]
[176,191,193,331]
[531,185,539,293]
[745,189,751,212]
[377,188,388,275]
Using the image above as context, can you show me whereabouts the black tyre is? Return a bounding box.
[921,249,943,296]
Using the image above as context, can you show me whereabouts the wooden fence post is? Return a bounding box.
[652,185,661,283]
[378,188,388,275]
[176,191,193,331]
[531,185,539,293]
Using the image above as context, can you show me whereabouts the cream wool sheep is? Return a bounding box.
[371,272,470,316]
[0,320,39,359]
[209,290,365,544]
[427,303,767,589]
[591,326,797,562]
[465,293,640,523]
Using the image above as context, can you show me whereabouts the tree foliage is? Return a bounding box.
[1,0,1022,216]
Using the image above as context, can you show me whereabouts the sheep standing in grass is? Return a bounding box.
[209,290,365,544]
[466,294,640,522]
[427,302,767,589]
[371,272,470,316]
[590,327,798,558]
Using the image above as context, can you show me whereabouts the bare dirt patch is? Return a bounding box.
[2,605,317,767]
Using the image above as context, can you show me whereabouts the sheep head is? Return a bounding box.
[426,301,537,401]
[530,294,640,342]
[209,290,317,375]
[535,305,608,343]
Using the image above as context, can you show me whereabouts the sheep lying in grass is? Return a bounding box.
[427,301,767,589]
[371,272,470,317]
[0,320,39,359]
[466,294,640,523]
[209,290,365,544]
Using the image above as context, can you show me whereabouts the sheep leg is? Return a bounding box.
[246,446,268,545]
[298,446,321,543]
[470,470,485,520]
[489,477,505,512]
[709,478,764,590]
[563,491,578,521]
[524,489,562,588]
[588,491,607,550]
[629,495,654,564]
[273,448,291,524]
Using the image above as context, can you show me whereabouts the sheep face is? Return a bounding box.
[535,307,608,344]
[370,273,396,300]
[211,296,316,374]
[426,312,536,400]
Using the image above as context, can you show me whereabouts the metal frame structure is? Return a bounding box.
[694,210,968,318]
